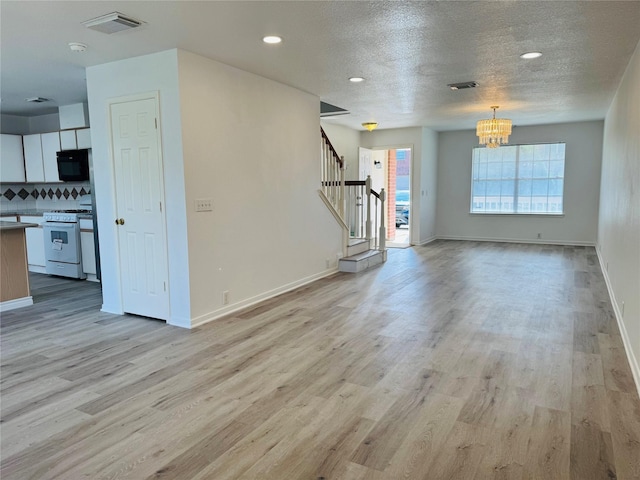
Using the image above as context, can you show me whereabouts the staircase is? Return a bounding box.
[319,127,387,272]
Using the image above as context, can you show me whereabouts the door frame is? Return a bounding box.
[106,91,171,319]
[367,144,414,245]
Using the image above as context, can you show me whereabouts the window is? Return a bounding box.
[470,143,565,214]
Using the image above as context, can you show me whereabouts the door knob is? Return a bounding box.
[115,218,125,225]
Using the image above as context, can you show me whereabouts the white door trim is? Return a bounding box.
[106,91,171,320]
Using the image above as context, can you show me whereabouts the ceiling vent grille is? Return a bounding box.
[83,12,142,34]
[26,97,49,103]
[447,81,479,91]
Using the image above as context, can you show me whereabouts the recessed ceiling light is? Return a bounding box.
[263,36,282,44]
[520,52,542,59]
[68,42,87,52]
[349,77,365,83]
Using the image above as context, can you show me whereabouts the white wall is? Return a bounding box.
[320,121,360,180]
[176,50,342,325]
[86,49,192,327]
[1,114,29,134]
[29,113,60,133]
[360,127,438,245]
[598,40,640,389]
[87,48,342,328]
[0,113,59,134]
[436,121,604,245]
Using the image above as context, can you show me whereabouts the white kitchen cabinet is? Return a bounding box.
[0,134,25,182]
[1,216,18,222]
[23,134,45,182]
[41,132,61,182]
[79,219,96,277]
[76,128,91,149]
[60,130,77,150]
[21,215,46,272]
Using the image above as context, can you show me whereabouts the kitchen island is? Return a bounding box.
[1,221,38,311]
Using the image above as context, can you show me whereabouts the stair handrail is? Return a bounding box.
[321,128,343,169]
[320,127,345,219]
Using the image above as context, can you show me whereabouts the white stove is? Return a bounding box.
[42,209,91,279]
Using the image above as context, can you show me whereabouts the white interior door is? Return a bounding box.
[359,147,373,180]
[110,96,170,321]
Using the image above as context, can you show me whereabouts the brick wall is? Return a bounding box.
[387,150,397,240]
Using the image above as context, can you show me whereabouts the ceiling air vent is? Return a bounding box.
[447,81,479,91]
[26,97,49,103]
[83,12,142,34]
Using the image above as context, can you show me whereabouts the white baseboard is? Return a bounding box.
[190,267,339,329]
[167,316,191,329]
[416,235,437,246]
[596,248,640,398]
[27,265,47,274]
[101,304,123,315]
[0,296,33,312]
[436,235,595,247]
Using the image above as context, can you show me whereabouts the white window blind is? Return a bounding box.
[471,143,566,214]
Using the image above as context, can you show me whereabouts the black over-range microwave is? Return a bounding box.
[57,149,90,182]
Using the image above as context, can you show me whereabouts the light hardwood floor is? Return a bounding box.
[1,241,639,479]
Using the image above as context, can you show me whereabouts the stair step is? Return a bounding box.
[339,249,386,273]
[346,239,370,256]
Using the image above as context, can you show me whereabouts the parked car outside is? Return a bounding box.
[395,190,409,228]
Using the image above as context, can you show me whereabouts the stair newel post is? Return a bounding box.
[379,188,386,252]
[322,141,328,198]
[329,143,334,203]
[339,156,345,219]
[365,175,372,245]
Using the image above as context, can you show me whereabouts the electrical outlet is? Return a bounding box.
[222,290,229,305]
[195,198,213,212]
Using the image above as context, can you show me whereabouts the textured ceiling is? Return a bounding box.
[1,1,639,131]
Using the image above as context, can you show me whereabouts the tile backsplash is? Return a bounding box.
[0,182,91,213]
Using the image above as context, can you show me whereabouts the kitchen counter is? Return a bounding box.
[0,221,39,230]
[1,210,45,217]
[0,221,37,311]
[0,211,93,219]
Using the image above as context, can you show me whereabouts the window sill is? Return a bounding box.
[469,212,565,217]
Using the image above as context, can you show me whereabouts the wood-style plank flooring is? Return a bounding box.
[1,241,639,479]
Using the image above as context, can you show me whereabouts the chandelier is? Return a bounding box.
[476,106,512,148]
